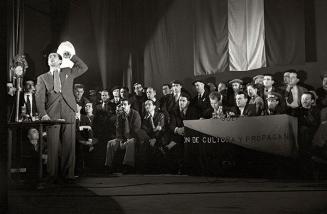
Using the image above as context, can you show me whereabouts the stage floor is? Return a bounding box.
[8,174,327,214]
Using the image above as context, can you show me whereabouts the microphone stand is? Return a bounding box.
[14,76,23,122]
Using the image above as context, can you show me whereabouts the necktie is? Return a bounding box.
[53,69,61,93]
[287,87,294,103]
[26,94,31,115]
[149,115,155,129]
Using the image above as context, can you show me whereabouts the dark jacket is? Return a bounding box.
[140,111,165,140]
[116,108,141,140]
[191,90,211,115]
[228,104,257,117]
[35,55,88,118]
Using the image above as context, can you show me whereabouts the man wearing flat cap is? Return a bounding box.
[35,41,88,183]
[191,79,210,117]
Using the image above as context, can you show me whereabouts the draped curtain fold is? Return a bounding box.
[144,0,306,86]
[264,0,305,66]
[228,0,266,71]
[144,0,193,89]
[8,0,24,81]
[193,0,228,76]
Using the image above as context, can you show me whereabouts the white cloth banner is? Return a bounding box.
[228,0,266,71]
[184,115,298,157]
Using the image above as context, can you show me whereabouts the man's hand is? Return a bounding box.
[63,51,72,59]
[176,127,184,136]
[166,141,177,150]
[41,114,51,121]
[153,126,162,132]
[86,139,93,145]
[149,138,156,147]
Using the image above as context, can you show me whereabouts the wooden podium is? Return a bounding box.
[8,120,71,180]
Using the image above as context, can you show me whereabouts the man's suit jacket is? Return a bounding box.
[229,104,257,117]
[191,90,211,115]
[141,111,165,139]
[283,85,307,106]
[20,93,37,116]
[76,96,90,115]
[35,55,88,118]
[169,106,199,132]
[116,109,141,140]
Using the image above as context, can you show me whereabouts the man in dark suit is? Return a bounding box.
[167,92,199,173]
[284,71,308,112]
[316,73,327,109]
[138,99,166,172]
[191,79,211,117]
[74,83,90,115]
[105,98,141,173]
[131,82,147,114]
[35,41,88,182]
[228,91,257,117]
[20,80,37,118]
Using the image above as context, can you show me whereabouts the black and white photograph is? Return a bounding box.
[1,0,327,213]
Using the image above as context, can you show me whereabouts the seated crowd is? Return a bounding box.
[17,70,327,176]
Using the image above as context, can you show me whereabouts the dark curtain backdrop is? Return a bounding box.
[144,0,306,92]
[144,0,193,91]
[193,0,228,76]
[58,0,174,91]
[25,0,311,93]
[264,0,305,66]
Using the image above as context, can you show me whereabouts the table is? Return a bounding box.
[8,120,71,180]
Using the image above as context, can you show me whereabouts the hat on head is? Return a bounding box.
[308,90,318,101]
[111,85,120,92]
[321,73,327,79]
[267,91,282,101]
[229,79,243,84]
[192,79,205,86]
[133,82,142,87]
[170,80,183,86]
[25,80,34,85]
[180,91,191,101]
[89,89,96,95]
[253,75,264,81]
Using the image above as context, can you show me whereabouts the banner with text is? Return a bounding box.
[183,115,298,157]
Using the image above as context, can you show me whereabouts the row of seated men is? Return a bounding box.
[11,70,327,175]
[74,70,327,175]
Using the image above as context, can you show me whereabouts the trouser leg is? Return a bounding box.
[123,138,135,167]
[46,125,60,178]
[105,139,120,167]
